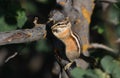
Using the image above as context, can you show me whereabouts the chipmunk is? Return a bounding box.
[51,17,83,70]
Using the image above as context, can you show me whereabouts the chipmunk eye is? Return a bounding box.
[57,23,61,25]
[53,29,58,32]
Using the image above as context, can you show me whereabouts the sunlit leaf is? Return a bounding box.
[92,25,104,34]
[98,27,104,34]
[16,11,27,28]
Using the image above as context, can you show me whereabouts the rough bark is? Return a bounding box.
[0,25,46,46]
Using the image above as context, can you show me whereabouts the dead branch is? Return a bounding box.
[0,25,46,46]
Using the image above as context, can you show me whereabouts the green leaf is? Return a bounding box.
[101,56,115,73]
[0,17,17,32]
[94,69,110,78]
[84,69,98,78]
[92,25,104,34]
[71,67,111,78]
[16,11,27,28]
[112,65,120,78]
[101,55,120,78]
[84,69,110,78]
[71,67,86,78]
[98,27,104,34]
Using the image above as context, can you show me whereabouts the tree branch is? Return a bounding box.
[0,25,46,46]
[89,43,118,53]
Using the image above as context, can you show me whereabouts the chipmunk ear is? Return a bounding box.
[48,18,56,24]
[67,22,71,27]
[64,17,71,27]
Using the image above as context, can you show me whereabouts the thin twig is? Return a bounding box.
[5,52,18,63]
[89,43,118,53]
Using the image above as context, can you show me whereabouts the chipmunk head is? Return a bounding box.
[51,18,71,39]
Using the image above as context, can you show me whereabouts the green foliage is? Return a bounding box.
[0,10,27,32]
[0,17,17,32]
[71,56,120,78]
[0,0,27,32]
[101,56,120,78]
[71,67,86,78]
[101,56,114,73]
[71,68,110,78]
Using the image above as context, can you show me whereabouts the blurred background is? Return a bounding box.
[0,0,120,78]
